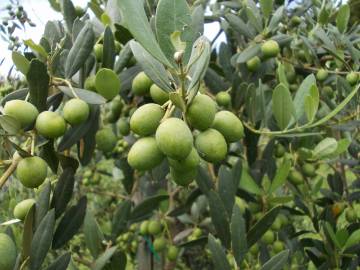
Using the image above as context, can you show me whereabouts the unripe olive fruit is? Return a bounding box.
[127,137,164,171]
[249,243,259,255]
[170,167,197,186]
[195,129,227,163]
[346,72,358,86]
[261,40,280,58]
[13,198,36,220]
[118,118,130,136]
[156,118,193,160]
[271,217,282,231]
[288,169,304,185]
[75,6,85,17]
[212,111,244,143]
[110,96,123,116]
[115,41,122,54]
[345,208,358,222]
[140,220,149,235]
[153,237,167,252]
[132,72,152,96]
[16,156,47,188]
[186,94,217,131]
[290,16,301,26]
[167,245,179,261]
[316,69,328,81]
[84,75,96,91]
[289,83,298,92]
[301,163,316,177]
[274,144,286,158]
[150,84,169,105]
[215,91,231,107]
[322,86,334,99]
[130,103,165,136]
[261,230,275,244]
[95,68,121,100]
[4,100,39,128]
[273,240,284,253]
[95,128,117,153]
[35,111,66,138]
[0,233,17,270]
[94,43,103,62]
[148,220,162,235]
[168,148,200,171]
[63,98,89,125]
[246,56,261,72]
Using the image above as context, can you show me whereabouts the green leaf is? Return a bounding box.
[40,141,59,173]
[292,74,316,124]
[27,59,50,112]
[327,139,351,158]
[102,26,116,69]
[58,86,106,104]
[22,205,35,261]
[245,7,263,33]
[118,0,172,67]
[129,41,173,92]
[52,197,87,249]
[169,92,186,111]
[12,51,30,75]
[231,205,247,266]
[24,39,48,58]
[304,84,319,123]
[186,36,211,91]
[236,44,261,63]
[208,234,231,270]
[84,210,105,258]
[30,209,55,270]
[272,83,294,130]
[51,168,75,218]
[260,0,273,20]
[129,195,168,222]
[336,229,349,248]
[45,253,71,270]
[313,138,338,159]
[0,115,21,135]
[207,190,231,248]
[112,200,132,238]
[343,229,360,250]
[269,159,291,193]
[114,42,133,74]
[276,62,288,87]
[324,222,341,249]
[247,206,280,248]
[35,181,51,228]
[155,0,192,64]
[260,250,289,270]
[225,13,254,39]
[336,4,350,33]
[218,166,236,216]
[92,246,117,270]
[65,22,95,78]
[239,167,262,195]
[60,0,77,32]
[268,6,284,31]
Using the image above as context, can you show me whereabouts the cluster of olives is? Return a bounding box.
[139,220,179,261]
[246,40,280,72]
[126,72,244,186]
[117,224,139,253]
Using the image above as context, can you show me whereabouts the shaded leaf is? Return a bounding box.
[84,210,105,258]
[0,115,21,135]
[208,234,231,270]
[272,83,294,130]
[22,205,35,260]
[269,159,291,193]
[336,4,350,33]
[103,25,116,69]
[92,246,117,270]
[260,250,289,270]
[112,200,132,238]
[12,51,30,74]
[231,205,247,266]
[58,86,106,104]
[45,253,71,270]
[129,195,168,222]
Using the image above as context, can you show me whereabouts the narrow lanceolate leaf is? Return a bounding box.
[187,36,211,91]
[313,138,338,159]
[225,13,254,39]
[118,0,172,67]
[272,83,294,130]
[35,181,51,228]
[60,0,77,33]
[51,167,75,218]
[12,51,30,74]
[40,141,59,173]
[22,205,35,261]
[0,115,21,135]
[304,84,319,123]
[92,246,117,270]
[65,22,95,78]
[58,86,106,104]
[343,229,360,250]
[27,59,50,112]
[45,253,71,270]
[53,197,87,249]
[208,234,232,270]
[112,200,132,238]
[260,250,290,270]
[269,159,291,193]
[155,0,192,64]
[84,210,105,258]
[218,165,236,216]
[129,195,168,222]
[207,190,231,248]
[130,41,173,92]
[247,206,281,248]
[260,0,273,21]
[336,4,350,33]
[29,210,55,270]
[231,205,247,266]
[102,25,116,69]
[24,39,48,58]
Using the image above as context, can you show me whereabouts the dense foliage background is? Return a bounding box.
[0,0,359,269]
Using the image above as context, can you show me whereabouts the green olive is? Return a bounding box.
[63,98,89,125]
[261,230,275,245]
[168,148,200,171]
[130,103,165,136]
[95,128,117,153]
[132,72,152,96]
[150,84,169,105]
[170,167,197,186]
[215,91,231,107]
[13,198,36,220]
[167,245,179,261]
[261,40,280,58]
[84,75,96,92]
[153,237,167,252]
[35,111,66,138]
[16,156,48,188]
[148,220,162,235]
[4,100,39,128]
[95,68,121,100]
[0,233,17,270]
[94,43,103,62]
[246,56,261,72]
[316,69,328,81]
[186,94,217,131]
[195,129,227,163]
[212,111,244,143]
[346,72,358,86]
[117,118,130,136]
[288,169,304,185]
